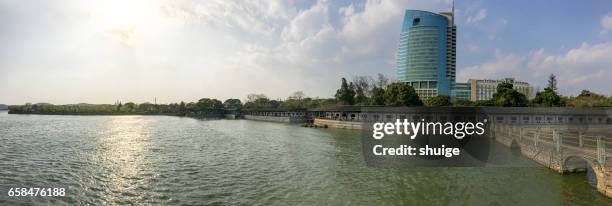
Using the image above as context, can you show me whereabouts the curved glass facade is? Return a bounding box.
[396,10,454,99]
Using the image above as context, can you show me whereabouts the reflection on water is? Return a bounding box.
[94,116,153,204]
[0,111,611,205]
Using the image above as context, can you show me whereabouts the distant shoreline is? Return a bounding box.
[6,111,227,118]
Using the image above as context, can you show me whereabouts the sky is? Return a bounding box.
[0,0,611,105]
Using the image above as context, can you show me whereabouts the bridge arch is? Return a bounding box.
[562,155,598,187]
[509,139,521,156]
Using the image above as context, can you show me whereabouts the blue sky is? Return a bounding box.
[455,0,612,94]
[458,0,611,64]
[0,0,611,104]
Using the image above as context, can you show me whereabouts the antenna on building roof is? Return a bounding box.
[452,0,455,25]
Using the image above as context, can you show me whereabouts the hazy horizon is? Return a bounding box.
[1,0,611,105]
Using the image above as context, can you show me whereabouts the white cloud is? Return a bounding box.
[486,18,508,40]
[0,0,455,104]
[466,8,487,23]
[336,0,450,67]
[458,42,612,95]
[467,44,481,52]
[601,12,612,34]
[339,4,355,17]
[282,1,330,42]
[458,49,525,80]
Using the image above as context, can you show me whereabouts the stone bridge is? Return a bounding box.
[243,106,612,197]
[491,124,612,198]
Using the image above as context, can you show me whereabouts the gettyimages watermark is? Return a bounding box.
[355,107,611,168]
[370,118,487,157]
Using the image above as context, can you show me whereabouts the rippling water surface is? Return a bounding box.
[0,111,610,205]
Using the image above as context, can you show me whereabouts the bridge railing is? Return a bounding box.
[492,123,611,164]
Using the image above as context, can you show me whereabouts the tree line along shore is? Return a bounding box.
[7,74,612,116]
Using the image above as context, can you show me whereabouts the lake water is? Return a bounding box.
[0,111,610,205]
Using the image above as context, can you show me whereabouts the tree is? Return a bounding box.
[179,101,186,112]
[426,95,451,107]
[565,90,612,107]
[352,76,372,105]
[244,94,279,109]
[282,98,301,109]
[196,98,224,110]
[370,86,385,105]
[123,102,136,112]
[354,84,367,105]
[376,73,389,88]
[335,78,355,105]
[223,99,242,110]
[288,91,305,100]
[269,100,281,108]
[186,102,197,112]
[475,100,495,106]
[282,92,321,109]
[532,88,562,107]
[490,82,528,107]
[302,98,323,108]
[547,74,557,92]
[247,94,268,102]
[138,102,156,112]
[384,82,423,106]
[578,90,594,98]
[319,98,338,108]
[453,99,475,106]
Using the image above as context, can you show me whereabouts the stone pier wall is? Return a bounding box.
[244,115,306,123]
[313,118,367,130]
[493,132,565,172]
[593,163,612,198]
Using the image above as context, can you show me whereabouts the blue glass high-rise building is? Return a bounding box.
[396,9,457,99]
